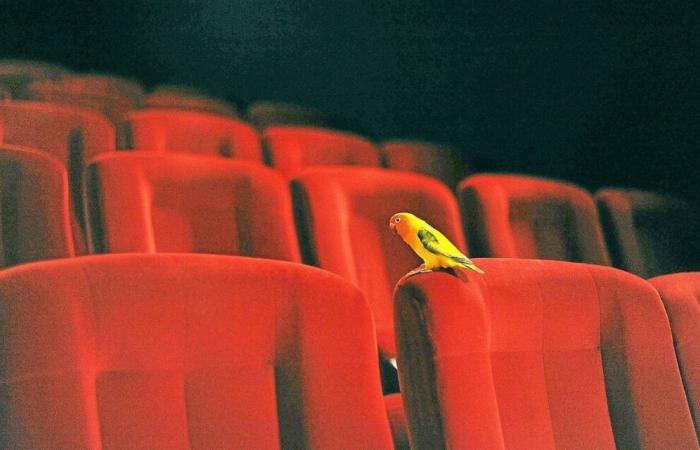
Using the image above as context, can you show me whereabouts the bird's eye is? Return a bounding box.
[394,217,401,223]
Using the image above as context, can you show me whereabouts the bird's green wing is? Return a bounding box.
[417,227,472,264]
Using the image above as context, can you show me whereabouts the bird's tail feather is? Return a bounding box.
[460,262,485,275]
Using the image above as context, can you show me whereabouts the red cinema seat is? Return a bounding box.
[382,140,470,187]
[247,101,329,129]
[27,79,137,148]
[0,59,69,98]
[0,101,116,254]
[597,188,700,278]
[292,166,465,359]
[0,254,394,449]
[0,145,74,266]
[146,86,239,117]
[86,153,300,262]
[395,260,698,449]
[459,174,610,264]
[60,73,145,105]
[650,272,700,435]
[127,108,261,161]
[264,127,380,178]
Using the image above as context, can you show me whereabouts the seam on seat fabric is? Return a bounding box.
[586,265,632,448]
[535,276,558,449]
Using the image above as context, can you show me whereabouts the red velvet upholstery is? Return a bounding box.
[292,166,465,358]
[381,140,469,187]
[27,79,137,148]
[0,254,394,449]
[0,101,116,169]
[247,101,329,129]
[264,127,380,178]
[597,188,700,278]
[395,259,698,449]
[0,145,74,266]
[459,174,610,264]
[146,88,239,117]
[0,101,116,254]
[86,153,300,262]
[127,108,261,161]
[650,272,700,435]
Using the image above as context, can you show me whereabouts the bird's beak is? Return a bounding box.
[390,222,397,234]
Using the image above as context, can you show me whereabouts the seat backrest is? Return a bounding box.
[381,140,469,187]
[264,127,380,178]
[0,101,116,254]
[597,188,700,278]
[27,80,136,148]
[247,101,329,129]
[59,74,144,105]
[0,59,69,97]
[0,145,74,266]
[650,272,700,436]
[0,101,116,166]
[127,108,261,161]
[146,87,239,117]
[459,174,610,264]
[292,167,465,357]
[0,254,393,449]
[395,259,698,449]
[86,153,300,262]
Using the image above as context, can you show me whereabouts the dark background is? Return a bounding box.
[1,1,698,201]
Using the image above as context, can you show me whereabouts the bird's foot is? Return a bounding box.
[405,264,434,278]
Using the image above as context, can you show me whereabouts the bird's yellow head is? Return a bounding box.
[389,212,423,238]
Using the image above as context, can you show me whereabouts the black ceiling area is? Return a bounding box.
[2,0,698,201]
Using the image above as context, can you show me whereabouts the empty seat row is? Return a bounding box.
[1,149,697,343]
[395,261,700,448]
[0,100,695,280]
[461,174,700,277]
[0,100,466,184]
[0,60,337,130]
[2,253,700,447]
[2,132,696,280]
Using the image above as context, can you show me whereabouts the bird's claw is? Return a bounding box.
[405,265,433,278]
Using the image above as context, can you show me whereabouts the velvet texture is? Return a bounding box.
[381,140,468,188]
[0,145,74,266]
[247,102,329,129]
[263,127,380,178]
[0,101,116,255]
[292,166,465,358]
[650,272,700,436]
[85,153,300,262]
[597,189,700,278]
[126,108,261,160]
[395,259,698,450]
[459,174,610,265]
[0,253,394,449]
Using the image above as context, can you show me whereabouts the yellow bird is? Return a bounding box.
[389,212,484,276]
